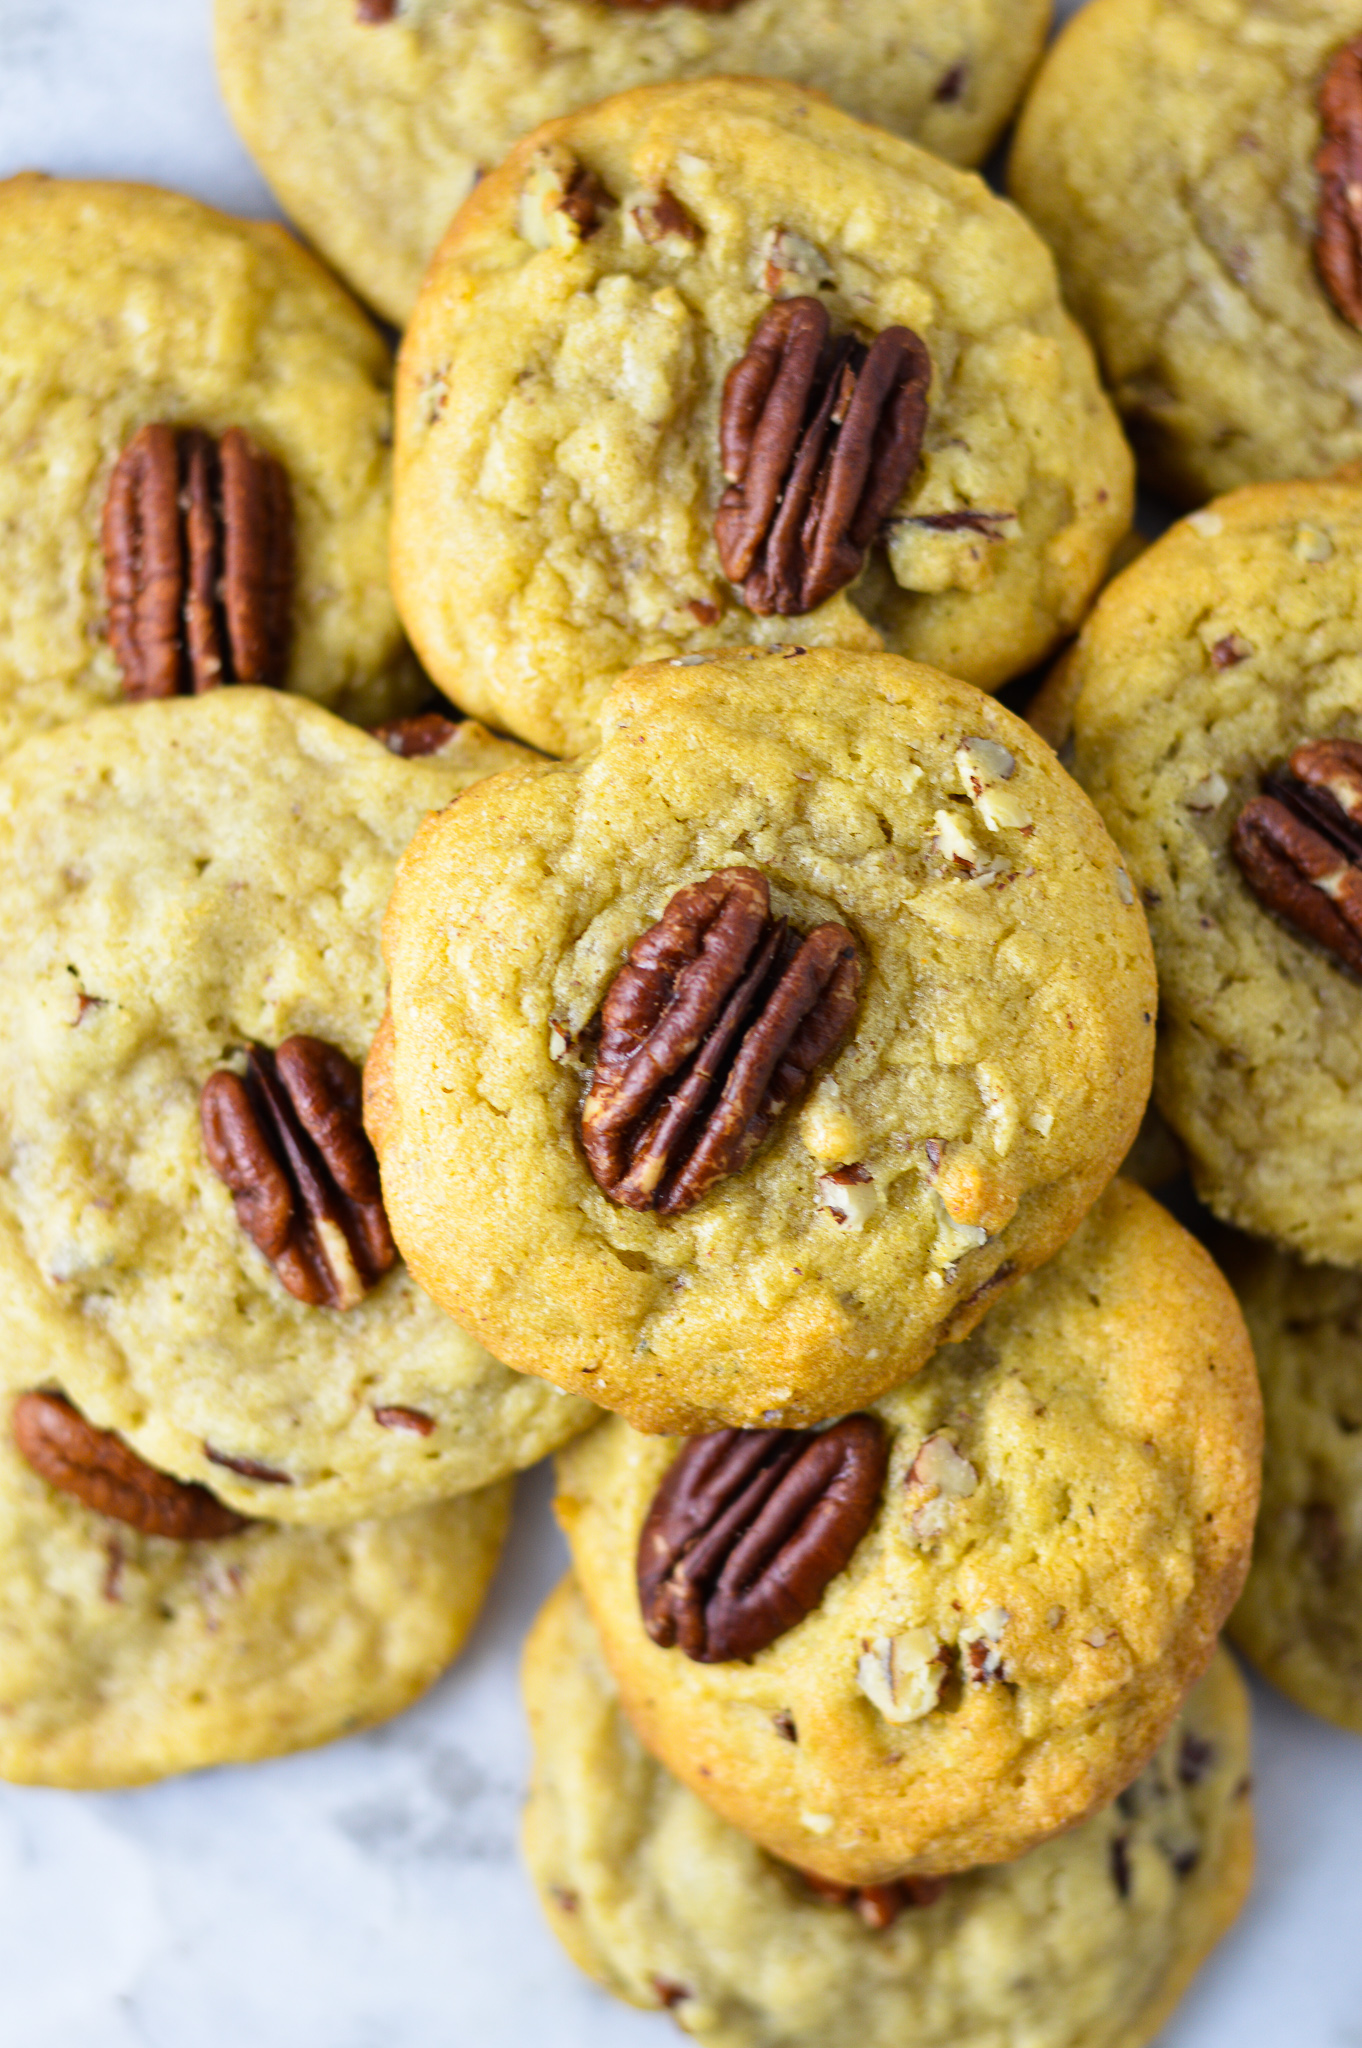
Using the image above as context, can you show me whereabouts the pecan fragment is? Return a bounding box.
[13,1391,249,1540]
[1317,36,1362,328]
[581,867,860,1215]
[201,1035,396,1309]
[370,712,461,757]
[356,0,397,16]
[632,190,702,246]
[1231,737,1362,975]
[637,1414,887,1662]
[800,1869,946,1928]
[715,298,930,616]
[103,423,293,699]
[204,1445,293,1485]
[373,1404,437,1436]
[606,0,741,10]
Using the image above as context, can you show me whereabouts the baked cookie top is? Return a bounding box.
[1070,473,1362,1266]
[373,649,1157,1435]
[392,76,1132,757]
[523,1577,1254,2048]
[0,1381,510,1789]
[1226,1239,1362,1735]
[1010,0,1362,504]
[0,690,594,1524]
[0,173,420,758]
[554,1180,1260,1881]
[217,0,1052,328]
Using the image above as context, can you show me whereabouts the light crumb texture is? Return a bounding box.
[1010,0,1362,505]
[375,649,1157,1435]
[0,691,594,1525]
[1071,473,1362,1266]
[555,1181,1261,1881]
[523,1580,1255,2048]
[1227,1240,1362,1735]
[216,0,1052,329]
[0,173,421,756]
[0,1384,510,1789]
[392,76,1132,758]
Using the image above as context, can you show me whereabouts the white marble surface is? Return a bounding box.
[1,2,1361,2042]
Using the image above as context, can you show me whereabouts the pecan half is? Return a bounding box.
[13,1391,249,1541]
[637,1414,887,1662]
[201,1036,396,1309]
[102,423,293,699]
[1317,36,1362,328]
[800,1869,947,1928]
[715,298,930,616]
[581,867,860,1215]
[370,712,461,757]
[1231,737,1362,975]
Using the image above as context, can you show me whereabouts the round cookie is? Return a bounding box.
[523,1578,1255,2048]
[0,690,595,1525]
[1069,472,1362,1266]
[373,648,1157,1435]
[217,0,1053,331]
[392,76,1133,758]
[554,1180,1262,1883]
[1010,0,1362,505]
[0,173,421,759]
[0,1383,510,1789]
[1225,1239,1362,1735]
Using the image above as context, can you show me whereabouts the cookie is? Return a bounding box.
[392,76,1133,758]
[523,1577,1255,2048]
[553,1177,1262,1882]
[216,0,1053,328]
[1225,1239,1362,1735]
[0,689,595,1525]
[1069,472,1362,1266]
[0,173,421,760]
[0,1382,509,1788]
[373,648,1157,1436]
[1010,0,1362,505]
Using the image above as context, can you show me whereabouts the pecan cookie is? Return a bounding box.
[0,690,595,1524]
[0,173,421,760]
[216,0,1052,329]
[391,76,1132,757]
[0,1382,509,1788]
[1010,0,1362,504]
[1223,1239,1362,1735]
[1069,472,1362,1265]
[553,1180,1260,1881]
[523,1578,1254,2048]
[372,649,1157,1435]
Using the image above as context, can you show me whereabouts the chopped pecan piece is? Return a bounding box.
[103,423,293,699]
[581,867,860,1214]
[356,0,397,16]
[606,0,741,10]
[201,1035,396,1309]
[1317,36,1362,328]
[637,1414,887,1662]
[715,298,930,616]
[800,1869,947,1928]
[370,712,461,757]
[631,190,702,246]
[13,1391,249,1540]
[1231,737,1362,975]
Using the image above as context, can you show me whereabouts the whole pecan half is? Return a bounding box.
[201,1035,396,1309]
[799,1869,947,1928]
[1317,36,1362,328]
[580,867,860,1215]
[637,1414,887,1661]
[1231,737,1362,975]
[715,298,931,616]
[13,1391,249,1541]
[369,712,461,757]
[102,422,293,699]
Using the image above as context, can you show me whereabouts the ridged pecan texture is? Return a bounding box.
[637,1414,888,1661]
[1231,737,1362,975]
[1318,36,1362,329]
[715,298,931,616]
[102,422,293,700]
[201,1035,396,1309]
[580,867,860,1215]
[13,1391,249,1540]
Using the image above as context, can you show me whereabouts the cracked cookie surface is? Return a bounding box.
[372,648,1157,1434]
[553,1181,1260,1881]
[392,76,1132,757]
[523,1577,1254,2048]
